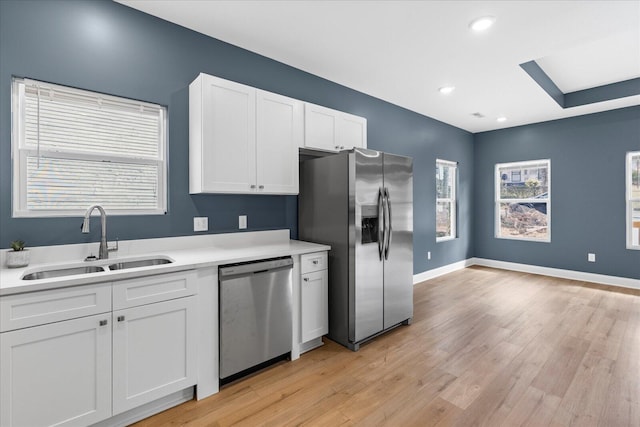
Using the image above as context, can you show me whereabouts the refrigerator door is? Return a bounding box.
[350,148,384,343]
[383,153,414,329]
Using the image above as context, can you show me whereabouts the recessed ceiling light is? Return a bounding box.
[438,86,455,95]
[469,16,496,31]
[497,116,507,122]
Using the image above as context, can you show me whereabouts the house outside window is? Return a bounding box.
[495,159,550,242]
[627,151,640,249]
[12,77,167,217]
[436,159,457,241]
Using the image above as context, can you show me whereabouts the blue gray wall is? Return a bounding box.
[0,0,474,274]
[474,106,640,280]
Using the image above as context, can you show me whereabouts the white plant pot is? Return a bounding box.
[6,250,30,268]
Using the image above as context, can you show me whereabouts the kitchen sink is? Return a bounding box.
[22,265,106,280]
[19,256,174,280]
[107,257,173,270]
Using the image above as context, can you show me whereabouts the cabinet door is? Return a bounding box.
[301,270,328,343]
[198,74,256,193]
[0,314,111,427]
[304,103,339,152]
[256,90,302,194]
[112,297,197,415]
[337,112,367,150]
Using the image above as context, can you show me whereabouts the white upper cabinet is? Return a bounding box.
[304,103,367,152]
[189,73,302,194]
[256,90,302,194]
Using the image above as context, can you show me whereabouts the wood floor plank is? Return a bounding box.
[500,386,562,427]
[550,353,615,425]
[530,334,591,398]
[132,267,640,427]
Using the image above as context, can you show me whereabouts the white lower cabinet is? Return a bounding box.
[0,313,112,427]
[301,270,328,342]
[112,296,197,414]
[0,271,197,427]
[300,252,328,351]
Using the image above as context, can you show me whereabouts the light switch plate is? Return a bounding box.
[194,217,208,232]
[239,215,247,229]
[588,253,596,262]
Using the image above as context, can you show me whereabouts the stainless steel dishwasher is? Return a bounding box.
[219,257,293,381]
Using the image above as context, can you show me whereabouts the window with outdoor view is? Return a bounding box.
[627,151,640,249]
[495,159,550,242]
[436,159,457,241]
[11,77,167,217]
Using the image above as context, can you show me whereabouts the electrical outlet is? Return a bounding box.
[588,253,596,262]
[427,251,431,260]
[239,215,247,229]
[193,217,208,232]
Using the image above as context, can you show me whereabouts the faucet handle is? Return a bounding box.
[108,239,119,253]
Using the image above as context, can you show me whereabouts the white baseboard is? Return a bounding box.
[472,258,640,290]
[413,259,474,284]
[413,258,640,291]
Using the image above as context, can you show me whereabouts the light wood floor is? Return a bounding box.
[134,266,640,426]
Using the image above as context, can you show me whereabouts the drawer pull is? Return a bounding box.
[117,315,125,322]
[312,260,319,265]
[99,319,108,326]
[303,277,309,282]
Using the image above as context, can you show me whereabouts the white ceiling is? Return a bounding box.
[117,0,640,133]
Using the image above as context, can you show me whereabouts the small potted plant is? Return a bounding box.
[6,240,30,268]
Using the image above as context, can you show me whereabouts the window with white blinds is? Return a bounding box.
[12,77,167,217]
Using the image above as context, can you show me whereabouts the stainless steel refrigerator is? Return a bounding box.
[299,148,413,351]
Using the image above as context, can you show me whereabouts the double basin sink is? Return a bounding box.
[21,257,173,281]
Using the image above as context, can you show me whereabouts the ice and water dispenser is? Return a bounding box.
[361,205,379,244]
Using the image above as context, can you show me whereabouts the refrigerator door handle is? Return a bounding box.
[377,187,385,260]
[384,187,392,260]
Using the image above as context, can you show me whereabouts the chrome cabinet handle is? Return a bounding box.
[250,184,256,189]
[258,185,264,189]
[303,277,309,282]
[117,315,125,322]
[312,260,319,265]
[99,319,108,326]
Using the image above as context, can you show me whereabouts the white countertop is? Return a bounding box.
[0,231,330,296]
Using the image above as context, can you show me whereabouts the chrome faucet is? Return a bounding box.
[82,205,117,260]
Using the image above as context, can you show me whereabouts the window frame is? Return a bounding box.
[627,151,640,250]
[11,77,168,218]
[495,159,551,242]
[436,159,457,242]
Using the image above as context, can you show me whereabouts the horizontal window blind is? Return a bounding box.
[12,77,167,217]
[26,156,159,211]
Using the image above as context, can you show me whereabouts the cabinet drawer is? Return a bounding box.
[113,270,197,310]
[301,252,328,274]
[0,283,111,332]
